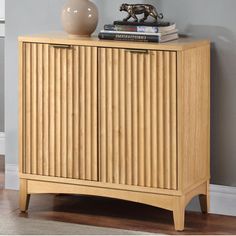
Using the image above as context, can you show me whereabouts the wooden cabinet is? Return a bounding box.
[19,34,210,231]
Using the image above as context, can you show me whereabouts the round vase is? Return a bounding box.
[61,0,98,37]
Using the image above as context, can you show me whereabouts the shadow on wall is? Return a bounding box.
[183,25,236,186]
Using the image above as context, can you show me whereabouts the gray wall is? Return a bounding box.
[5,0,236,187]
[0,38,3,132]
[157,0,236,187]
[5,0,66,166]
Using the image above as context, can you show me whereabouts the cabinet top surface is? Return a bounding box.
[19,32,210,51]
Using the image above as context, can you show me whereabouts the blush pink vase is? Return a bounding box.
[61,0,98,37]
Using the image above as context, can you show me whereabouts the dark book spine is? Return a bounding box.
[98,32,160,42]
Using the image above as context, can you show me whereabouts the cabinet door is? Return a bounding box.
[98,48,177,190]
[20,43,98,181]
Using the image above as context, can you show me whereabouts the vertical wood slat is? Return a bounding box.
[151,52,158,188]
[138,54,145,187]
[91,48,98,181]
[21,43,97,181]
[55,46,61,177]
[131,53,138,186]
[99,48,107,182]
[171,52,177,190]
[158,51,164,189]
[25,43,31,174]
[119,50,126,185]
[79,46,86,180]
[67,47,73,179]
[43,44,49,176]
[98,48,177,190]
[61,48,68,178]
[164,52,171,189]
[73,46,79,180]
[125,51,132,186]
[49,45,55,177]
[31,44,37,175]
[113,49,120,184]
[37,44,43,176]
[107,48,113,183]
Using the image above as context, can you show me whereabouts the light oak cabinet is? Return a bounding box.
[19,34,210,231]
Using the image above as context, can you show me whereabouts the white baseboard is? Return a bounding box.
[5,164,19,190]
[187,184,236,216]
[0,132,5,155]
[4,166,236,217]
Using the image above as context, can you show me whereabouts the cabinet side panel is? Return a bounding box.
[177,45,210,191]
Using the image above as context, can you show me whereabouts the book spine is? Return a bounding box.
[104,24,159,33]
[99,32,160,42]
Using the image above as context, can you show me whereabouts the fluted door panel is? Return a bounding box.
[98,48,177,190]
[21,43,98,181]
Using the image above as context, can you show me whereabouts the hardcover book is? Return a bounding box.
[98,32,179,43]
[104,23,176,33]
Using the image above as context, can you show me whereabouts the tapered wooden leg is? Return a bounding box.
[199,194,209,213]
[173,197,185,231]
[19,179,30,212]
[199,181,210,213]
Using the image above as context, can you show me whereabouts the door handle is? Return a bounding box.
[125,49,149,54]
[51,44,73,49]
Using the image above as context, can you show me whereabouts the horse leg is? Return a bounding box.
[140,13,149,22]
[123,14,131,21]
[131,14,138,22]
[149,12,158,22]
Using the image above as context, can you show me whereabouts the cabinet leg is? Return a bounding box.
[173,197,185,231]
[199,194,210,213]
[19,179,30,212]
[199,181,210,214]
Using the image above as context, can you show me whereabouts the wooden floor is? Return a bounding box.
[0,190,236,234]
[1,158,236,235]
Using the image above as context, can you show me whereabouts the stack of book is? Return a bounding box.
[98,21,179,43]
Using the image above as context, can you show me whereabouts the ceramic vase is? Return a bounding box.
[61,0,98,37]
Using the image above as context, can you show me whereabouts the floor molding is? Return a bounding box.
[4,166,236,217]
[187,184,236,216]
[0,132,5,155]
